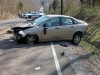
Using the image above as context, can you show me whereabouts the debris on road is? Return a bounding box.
[60,42,68,47]
[34,67,41,70]
[9,39,14,42]
[60,52,64,56]
[60,42,69,56]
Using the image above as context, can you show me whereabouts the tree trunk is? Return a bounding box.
[93,0,95,7]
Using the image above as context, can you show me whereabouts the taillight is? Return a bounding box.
[86,26,88,31]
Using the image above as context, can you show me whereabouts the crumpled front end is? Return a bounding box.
[12,27,31,42]
[12,28,23,42]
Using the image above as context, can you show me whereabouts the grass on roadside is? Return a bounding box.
[80,39,100,59]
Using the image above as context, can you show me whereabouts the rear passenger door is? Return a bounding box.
[60,17,77,39]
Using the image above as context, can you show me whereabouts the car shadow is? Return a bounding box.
[0,33,80,51]
[0,34,75,51]
[0,34,54,50]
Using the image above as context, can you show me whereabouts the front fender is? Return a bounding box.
[18,31,27,37]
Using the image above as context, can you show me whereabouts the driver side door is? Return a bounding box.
[42,17,61,41]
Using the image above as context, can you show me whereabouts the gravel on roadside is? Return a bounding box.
[69,43,100,75]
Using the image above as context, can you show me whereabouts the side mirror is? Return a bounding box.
[43,24,46,27]
[43,24,47,35]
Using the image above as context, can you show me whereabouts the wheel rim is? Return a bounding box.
[74,35,80,44]
[26,36,35,44]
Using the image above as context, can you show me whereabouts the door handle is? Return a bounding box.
[55,27,59,29]
[71,26,74,28]
[44,28,48,29]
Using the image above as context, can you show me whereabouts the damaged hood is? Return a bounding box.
[10,22,35,29]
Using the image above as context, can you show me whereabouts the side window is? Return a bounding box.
[62,17,68,25]
[45,17,59,27]
[67,18,73,25]
[46,21,51,27]
[62,17,74,25]
[73,19,79,24]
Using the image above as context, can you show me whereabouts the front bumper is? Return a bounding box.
[12,31,23,41]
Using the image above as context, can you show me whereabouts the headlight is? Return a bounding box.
[18,31,26,37]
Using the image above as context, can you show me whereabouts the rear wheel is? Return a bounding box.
[25,34,37,44]
[72,34,82,45]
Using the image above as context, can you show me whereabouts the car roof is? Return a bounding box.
[46,15,74,18]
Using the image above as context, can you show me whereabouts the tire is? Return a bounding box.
[25,34,37,44]
[72,34,82,45]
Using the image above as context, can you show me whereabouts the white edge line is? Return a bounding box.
[51,42,62,75]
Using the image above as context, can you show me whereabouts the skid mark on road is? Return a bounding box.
[51,42,62,75]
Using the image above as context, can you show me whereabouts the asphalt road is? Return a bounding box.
[0,34,75,75]
[0,18,91,75]
[0,18,26,30]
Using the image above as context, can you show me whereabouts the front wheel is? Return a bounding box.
[25,34,37,44]
[72,34,82,45]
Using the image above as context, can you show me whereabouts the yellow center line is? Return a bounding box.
[0,21,25,34]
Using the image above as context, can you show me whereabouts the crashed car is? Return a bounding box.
[24,12,44,20]
[11,15,88,45]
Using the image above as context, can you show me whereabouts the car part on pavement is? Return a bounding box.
[34,67,41,70]
[60,42,68,47]
[60,52,64,56]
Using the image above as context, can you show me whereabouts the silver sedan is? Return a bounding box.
[11,15,88,45]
